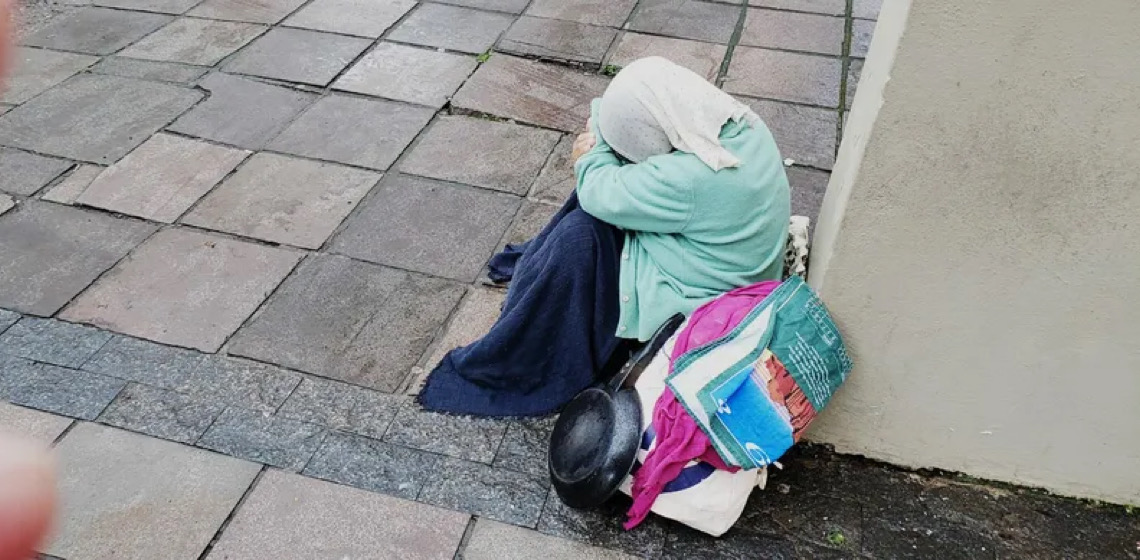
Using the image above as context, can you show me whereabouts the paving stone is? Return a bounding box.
[661,526,801,559]
[197,407,326,470]
[0,201,157,316]
[493,416,555,477]
[0,147,72,196]
[383,402,507,463]
[851,19,874,58]
[0,317,112,368]
[180,355,301,413]
[189,0,307,23]
[503,200,559,246]
[401,115,561,195]
[268,94,434,170]
[0,105,9,116]
[0,355,126,419]
[853,0,881,20]
[0,73,203,164]
[206,470,469,560]
[277,377,404,439]
[76,133,250,223]
[0,195,13,216]
[90,56,207,83]
[786,165,830,225]
[183,152,379,248]
[387,3,513,54]
[284,0,416,37]
[97,382,225,443]
[0,401,73,443]
[845,59,863,107]
[537,490,668,558]
[83,335,206,388]
[408,286,505,394]
[749,0,844,16]
[167,72,316,149]
[609,33,727,81]
[41,164,103,204]
[530,135,576,202]
[223,27,370,86]
[229,255,465,391]
[334,42,477,108]
[745,97,837,169]
[430,0,529,14]
[725,47,841,108]
[452,55,610,132]
[1,47,98,104]
[303,431,438,499]
[119,17,266,66]
[628,0,740,44]
[465,519,636,560]
[331,174,521,281]
[0,309,19,334]
[19,7,172,55]
[525,0,636,27]
[94,0,202,13]
[47,423,260,560]
[741,9,844,56]
[60,228,301,352]
[500,16,617,65]
[419,457,549,527]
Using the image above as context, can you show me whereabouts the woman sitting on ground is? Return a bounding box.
[419,57,791,417]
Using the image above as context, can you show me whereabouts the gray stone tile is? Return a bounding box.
[83,335,206,388]
[197,407,326,470]
[97,382,225,443]
[525,0,636,27]
[851,19,874,58]
[419,457,549,527]
[530,135,575,202]
[409,286,504,395]
[77,133,250,222]
[228,254,465,391]
[0,317,112,368]
[725,46,841,107]
[0,401,73,443]
[60,228,301,352]
[493,417,555,477]
[2,47,98,104]
[609,33,727,81]
[167,72,316,149]
[284,0,416,38]
[189,0,307,23]
[629,0,740,44]
[334,42,477,108]
[303,431,438,499]
[745,97,838,169]
[19,7,172,55]
[223,28,370,86]
[0,73,203,164]
[452,54,609,132]
[0,194,13,216]
[268,94,434,170]
[383,402,507,463]
[465,519,636,560]
[0,201,157,316]
[749,0,844,15]
[401,115,561,195]
[430,0,529,14]
[180,355,302,413]
[90,56,208,83]
[845,59,863,107]
[387,3,513,55]
[741,8,844,56]
[500,16,617,65]
[119,17,266,66]
[278,377,404,439]
[0,147,72,196]
[41,164,103,204]
[503,200,558,246]
[48,423,260,560]
[786,165,830,226]
[0,355,126,419]
[853,0,881,20]
[537,490,668,558]
[0,309,19,333]
[94,0,202,13]
[183,152,379,248]
[331,174,520,281]
[205,470,470,560]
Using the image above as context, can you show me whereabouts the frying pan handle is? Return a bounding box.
[609,313,686,392]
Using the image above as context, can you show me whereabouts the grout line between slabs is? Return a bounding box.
[194,465,268,560]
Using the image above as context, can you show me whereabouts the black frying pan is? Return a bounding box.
[549,314,685,509]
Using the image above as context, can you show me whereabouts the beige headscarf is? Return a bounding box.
[597,57,761,171]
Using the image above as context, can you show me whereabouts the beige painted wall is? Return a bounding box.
[808,0,1140,504]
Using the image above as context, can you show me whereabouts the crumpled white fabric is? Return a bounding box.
[597,56,761,171]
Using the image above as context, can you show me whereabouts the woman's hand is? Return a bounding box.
[571,131,596,163]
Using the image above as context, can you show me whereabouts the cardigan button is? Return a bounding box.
[622,295,630,302]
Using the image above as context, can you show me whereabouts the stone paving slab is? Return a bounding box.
[401,115,562,195]
[854,0,881,20]
[93,0,202,14]
[0,147,72,196]
[0,316,112,368]
[525,0,636,27]
[499,16,617,65]
[302,430,438,499]
[851,18,874,58]
[47,422,260,560]
[493,416,555,477]
[725,46,841,108]
[786,165,830,225]
[741,8,845,56]
[0,309,19,333]
[387,3,514,55]
[19,6,172,55]
[167,72,316,149]
[0,201,157,316]
[744,97,837,169]
[41,164,102,204]
[383,401,508,463]
[609,33,727,81]
[197,407,327,471]
[537,489,669,558]
[119,17,266,66]
[206,470,470,560]
[419,456,550,527]
[97,382,225,443]
[0,194,13,216]
[83,334,205,388]
[179,354,302,412]
[223,27,371,86]
[530,134,575,202]
[2,47,98,104]
[846,58,863,107]
[189,0,308,24]
[750,0,844,16]
[431,0,529,14]
[334,42,477,108]
[408,285,504,394]
[465,519,637,560]
[90,56,208,83]
[502,200,559,246]
[60,228,302,352]
[0,354,126,419]
[0,401,72,443]
[277,376,404,439]
[284,0,416,38]
[77,132,250,223]
[0,73,203,164]
[628,0,741,44]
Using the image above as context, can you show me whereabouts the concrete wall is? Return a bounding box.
[808,0,1140,504]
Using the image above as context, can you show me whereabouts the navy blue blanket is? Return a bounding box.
[418,194,624,417]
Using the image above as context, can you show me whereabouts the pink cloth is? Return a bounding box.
[625,281,781,530]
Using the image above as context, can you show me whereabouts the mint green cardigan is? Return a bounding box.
[575,101,791,341]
